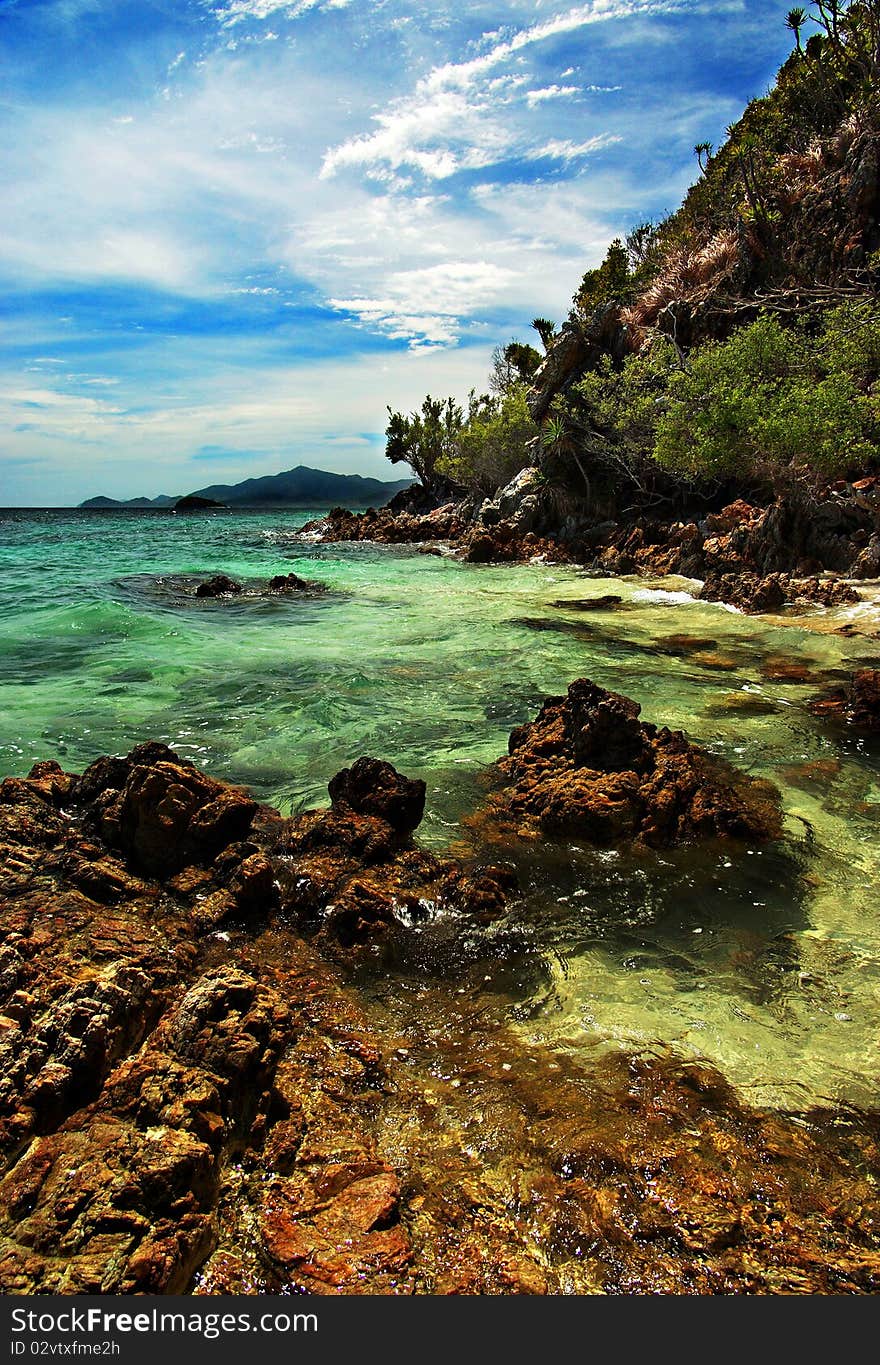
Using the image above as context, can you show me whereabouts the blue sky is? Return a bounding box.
[1,0,799,505]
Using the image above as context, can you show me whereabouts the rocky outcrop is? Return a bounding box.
[588,487,877,591]
[529,308,631,424]
[485,679,783,846]
[1,744,879,1295]
[476,467,545,535]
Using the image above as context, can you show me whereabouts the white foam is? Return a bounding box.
[631,587,697,606]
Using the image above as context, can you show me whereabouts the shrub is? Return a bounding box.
[654,308,879,481]
[438,386,538,494]
[571,305,880,489]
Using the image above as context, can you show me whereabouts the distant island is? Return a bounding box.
[79,464,413,510]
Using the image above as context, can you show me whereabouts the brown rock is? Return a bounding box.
[492,679,783,847]
[76,744,257,878]
[328,757,426,836]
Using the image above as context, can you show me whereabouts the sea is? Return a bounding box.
[2,504,880,1113]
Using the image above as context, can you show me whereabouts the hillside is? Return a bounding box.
[381,1,880,541]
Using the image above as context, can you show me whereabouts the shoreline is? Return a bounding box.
[302,474,880,632]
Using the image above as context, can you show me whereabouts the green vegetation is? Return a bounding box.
[573,238,636,320]
[576,305,880,489]
[384,394,465,490]
[385,382,538,496]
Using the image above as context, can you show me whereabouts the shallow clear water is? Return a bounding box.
[2,507,879,1111]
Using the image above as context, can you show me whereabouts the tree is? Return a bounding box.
[531,317,557,349]
[694,141,714,174]
[573,239,634,319]
[489,341,543,394]
[384,394,464,489]
[442,387,538,493]
[786,7,808,52]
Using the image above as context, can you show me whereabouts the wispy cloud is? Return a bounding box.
[211,0,353,28]
[321,0,690,183]
[329,260,517,349]
[526,84,581,106]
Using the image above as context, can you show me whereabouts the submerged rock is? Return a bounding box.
[489,678,783,846]
[551,595,623,611]
[809,668,880,731]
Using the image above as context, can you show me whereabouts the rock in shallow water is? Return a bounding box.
[490,678,783,846]
[809,667,880,730]
[1,742,878,1294]
[195,575,242,598]
[700,570,859,614]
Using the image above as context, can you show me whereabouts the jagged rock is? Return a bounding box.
[75,743,257,879]
[275,760,516,960]
[492,679,783,847]
[327,757,425,836]
[195,575,242,597]
[478,468,544,535]
[700,571,859,614]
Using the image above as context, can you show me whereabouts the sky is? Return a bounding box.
[1,0,800,505]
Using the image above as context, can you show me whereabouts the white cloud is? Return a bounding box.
[526,84,581,106]
[211,0,353,27]
[321,0,692,183]
[526,133,621,161]
[329,259,516,348]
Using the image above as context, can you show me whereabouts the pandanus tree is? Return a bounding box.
[531,317,557,350]
[694,141,714,173]
[786,7,808,52]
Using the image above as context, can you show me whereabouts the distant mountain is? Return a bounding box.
[187,465,412,507]
[79,494,177,509]
[79,465,412,510]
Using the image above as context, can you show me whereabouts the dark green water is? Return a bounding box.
[2,506,879,1109]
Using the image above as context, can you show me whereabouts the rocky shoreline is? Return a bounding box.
[2,683,880,1295]
[303,471,880,621]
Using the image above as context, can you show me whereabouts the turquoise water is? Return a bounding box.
[2,506,880,1110]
